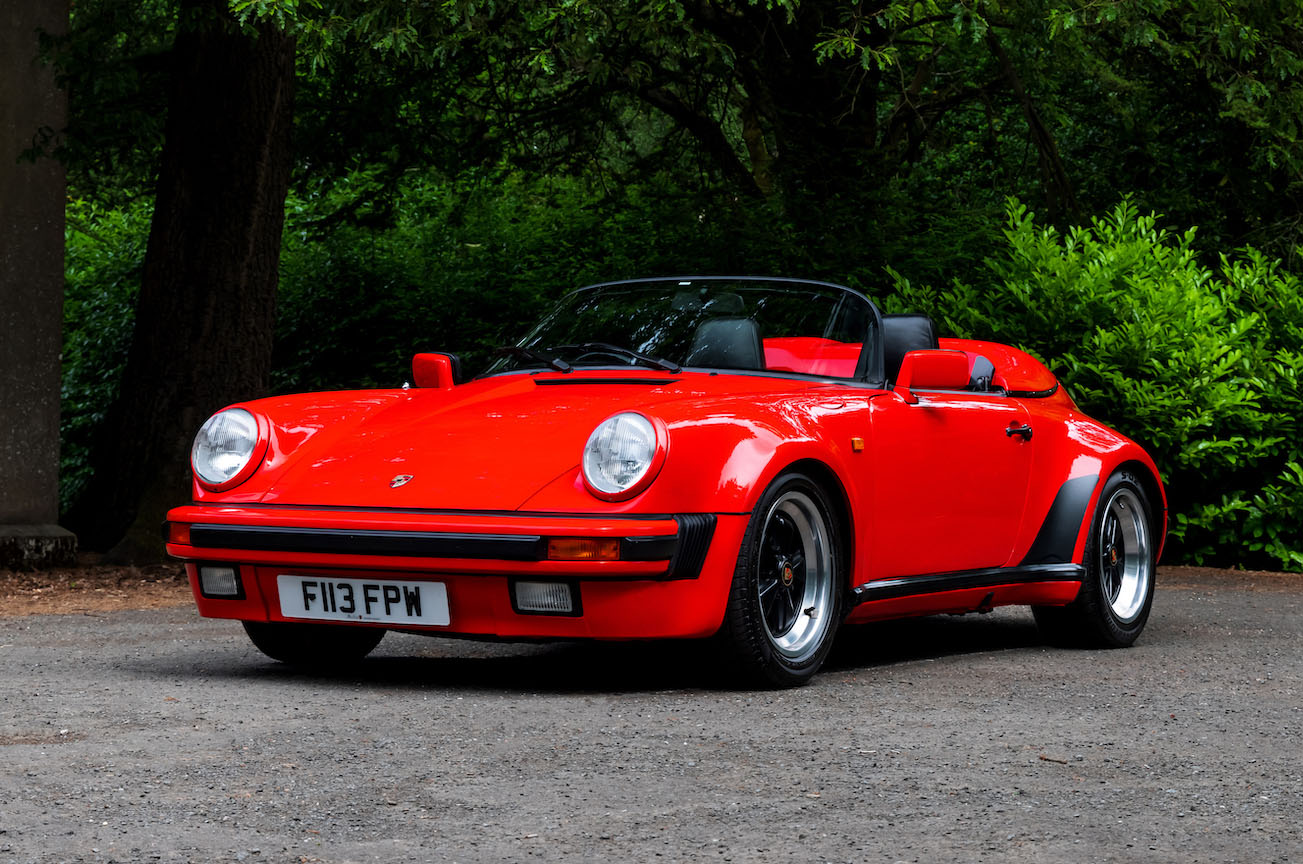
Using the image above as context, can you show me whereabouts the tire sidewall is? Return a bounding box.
[725,471,844,686]
[1080,471,1156,646]
[243,621,385,666]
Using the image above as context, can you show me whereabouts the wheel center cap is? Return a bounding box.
[781,564,795,586]
[1108,547,1118,566]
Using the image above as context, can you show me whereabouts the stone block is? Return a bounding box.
[0,525,77,570]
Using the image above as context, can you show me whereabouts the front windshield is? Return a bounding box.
[488,278,879,380]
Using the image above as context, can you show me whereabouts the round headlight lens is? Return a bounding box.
[192,408,260,488]
[582,412,660,498]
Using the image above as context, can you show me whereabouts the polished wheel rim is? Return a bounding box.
[756,490,834,660]
[1099,488,1150,623]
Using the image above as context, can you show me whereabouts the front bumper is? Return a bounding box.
[165,505,744,640]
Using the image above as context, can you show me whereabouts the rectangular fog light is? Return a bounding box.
[512,580,579,616]
[199,565,242,598]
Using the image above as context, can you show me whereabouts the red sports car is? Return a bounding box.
[165,277,1165,686]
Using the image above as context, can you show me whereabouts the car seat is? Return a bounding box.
[882,313,939,384]
[686,317,764,370]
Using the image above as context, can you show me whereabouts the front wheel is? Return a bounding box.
[1033,470,1156,647]
[242,621,386,668]
[721,472,844,687]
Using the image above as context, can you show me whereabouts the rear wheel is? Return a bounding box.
[722,472,844,687]
[242,621,386,667]
[1033,470,1156,647]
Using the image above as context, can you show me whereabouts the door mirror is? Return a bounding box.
[412,353,462,390]
[894,349,970,404]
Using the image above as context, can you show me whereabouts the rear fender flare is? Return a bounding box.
[1021,455,1167,568]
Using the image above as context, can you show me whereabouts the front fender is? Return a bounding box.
[518,397,864,517]
[189,391,410,504]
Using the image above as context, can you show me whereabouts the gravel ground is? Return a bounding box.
[0,568,1299,863]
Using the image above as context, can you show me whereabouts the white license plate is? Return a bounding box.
[277,575,449,626]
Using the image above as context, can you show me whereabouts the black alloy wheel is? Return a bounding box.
[723,471,844,687]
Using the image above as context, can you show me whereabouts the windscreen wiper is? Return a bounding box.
[495,345,572,373]
[552,342,682,373]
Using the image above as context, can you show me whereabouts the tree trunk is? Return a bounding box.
[65,0,295,559]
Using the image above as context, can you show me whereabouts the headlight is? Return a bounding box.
[192,408,262,489]
[581,412,666,500]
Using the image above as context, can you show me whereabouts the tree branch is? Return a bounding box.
[637,84,765,198]
[984,30,1078,218]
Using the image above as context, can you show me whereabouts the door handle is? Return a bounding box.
[1005,422,1033,441]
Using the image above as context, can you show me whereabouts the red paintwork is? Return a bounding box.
[940,337,1059,393]
[894,349,971,403]
[844,581,1082,624]
[176,514,750,639]
[167,335,1167,642]
[763,337,861,377]
[411,352,457,390]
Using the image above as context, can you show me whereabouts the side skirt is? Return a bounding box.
[849,563,1085,606]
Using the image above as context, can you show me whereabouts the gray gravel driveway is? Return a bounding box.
[1,569,1299,863]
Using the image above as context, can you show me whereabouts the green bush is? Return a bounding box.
[888,199,1303,570]
[274,168,787,389]
[275,171,601,391]
[62,186,1302,570]
[61,197,151,514]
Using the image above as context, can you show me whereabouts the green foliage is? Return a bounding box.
[272,167,789,392]
[814,0,992,71]
[814,1,1303,259]
[56,0,1303,570]
[63,183,1303,569]
[52,0,176,200]
[1044,0,1303,166]
[889,198,1303,570]
[61,198,152,513]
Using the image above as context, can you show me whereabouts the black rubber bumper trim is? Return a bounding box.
[620,535,679,561]
[188,524,548,561]
[664,514,716,581]
[1007,383,1060,399]
[850,563,1085,605]
[183,514,717,578]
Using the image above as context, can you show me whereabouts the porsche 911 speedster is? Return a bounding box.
[165,277,1165,686]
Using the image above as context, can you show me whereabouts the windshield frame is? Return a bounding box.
[485,276,886,386]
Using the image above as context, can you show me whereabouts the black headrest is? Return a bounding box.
[686,317,764,370]
[702,293,745,315]
[882,313,939,383]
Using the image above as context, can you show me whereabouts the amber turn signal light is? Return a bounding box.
[547,537,620,561]
[165,522,192,545]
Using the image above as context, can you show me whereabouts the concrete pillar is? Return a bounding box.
[0,0,77,568]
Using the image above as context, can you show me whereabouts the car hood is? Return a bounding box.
[255,372,799,511]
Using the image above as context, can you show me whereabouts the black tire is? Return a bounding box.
[1033,469,1156,647]
[242,621,386,667]
[722,472,844,687]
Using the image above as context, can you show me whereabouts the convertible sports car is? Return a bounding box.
[165,277,1165,686]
